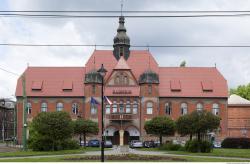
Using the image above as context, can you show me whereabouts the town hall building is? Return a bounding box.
[15,16,228,145]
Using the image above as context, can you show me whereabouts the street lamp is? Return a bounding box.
[97,64,107,162]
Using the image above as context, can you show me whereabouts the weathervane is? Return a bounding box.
[121,0,124,16]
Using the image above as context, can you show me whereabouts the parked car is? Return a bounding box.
[104,140,113,148]
[213,141,221,148]
[80,140,88,147]
[129,140,143,148]
[143,141,155,148]
[154,141,160,147]
[88,139,100,147]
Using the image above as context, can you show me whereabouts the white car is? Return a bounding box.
[129,140,143,148]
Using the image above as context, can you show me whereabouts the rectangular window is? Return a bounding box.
[106,104,110,114]
[119,104,124,113]
[147,102,153,114]
[133,104,138,114]
[91,104,97,115]
[112,103,117,113]
[126,104,131,113]
[165,103,171,115]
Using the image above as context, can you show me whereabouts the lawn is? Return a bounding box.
[137,147,250,159]
[0,154,250,162]
[0,147,105,158]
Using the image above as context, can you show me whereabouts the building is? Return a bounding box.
[15,16,228,145]
[0,99,15,142]
[228,94,250,137]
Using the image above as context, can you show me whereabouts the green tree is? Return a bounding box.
[180,60,186,67]
[28,111,74,151]
[230,83,250,100]
[176,114,194,140]
[144,116,175,145]
[73,118,99,147]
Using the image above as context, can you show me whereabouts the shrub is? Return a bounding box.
[185,139,212,153]
[60,139,80,150]
[159,142,183,151]
[221,138,250,149]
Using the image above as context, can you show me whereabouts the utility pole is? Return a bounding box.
[22,74,27,151]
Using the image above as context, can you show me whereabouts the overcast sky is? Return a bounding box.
[0,0,250,98]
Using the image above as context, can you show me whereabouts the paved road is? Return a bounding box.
[0,146,250,161]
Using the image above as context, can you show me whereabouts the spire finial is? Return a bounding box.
[121,0,124,16]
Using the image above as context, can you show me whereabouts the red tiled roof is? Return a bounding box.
[85,50,158,80]
[15,50,228,98]
[104,86,140,97]
[159,67,228,98]
[15,67,85,97]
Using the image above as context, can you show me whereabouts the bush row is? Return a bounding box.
[221,138,250,149]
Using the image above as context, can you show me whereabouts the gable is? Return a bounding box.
[106,70,137,86]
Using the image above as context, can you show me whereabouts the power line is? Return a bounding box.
[1,43,250,48]
[1,13,250,18]
[1,10,250,13]
[0,67,19,76]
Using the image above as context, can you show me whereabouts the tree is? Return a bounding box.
[230,83,250,100]
[180,60,186,67]
[73,118,99,147]
[28,111,74,151]
[144,116,175,145]
[176,114,194,140]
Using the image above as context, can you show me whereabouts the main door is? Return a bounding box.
[124,131,129,145]
[113,131,120,145]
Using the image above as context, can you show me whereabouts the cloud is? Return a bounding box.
[0,0,250,97]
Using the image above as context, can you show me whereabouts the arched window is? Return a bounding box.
[180,103,188,115]
[196,103,203,111]
[72,103,79,115]
[27,102,32,114]
[212,103,219,115]
[41,102,47,112]
[124,76,129,85]
[91,104,97,115]
[105,104,111,114]
[56,102,64,111]
[126,101,131,113]
[165,102,172,115]
[115,76,120,85]
[112,101,117,113]
[146,102,153,114]
[132,101,138,114]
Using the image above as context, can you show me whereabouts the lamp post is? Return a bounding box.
[97,64,107,162]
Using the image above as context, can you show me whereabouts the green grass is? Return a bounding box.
[137,147,250,159]
[164,148,250,159]
[1,154,250,162]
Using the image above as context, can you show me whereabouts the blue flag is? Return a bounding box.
[90,97,99,106]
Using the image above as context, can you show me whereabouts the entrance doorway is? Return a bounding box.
[113,131,120,145]
[124,131,129,145]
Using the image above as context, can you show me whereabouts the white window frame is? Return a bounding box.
[126,101,131,113]
[91,104,97,115]
[165,102,171,115]
[212,103,219,115]
[112,101,117,113]
[72,103,79,115]
[146,102,153,114]
[41,102,47,112]
[105,104,111,114]
[196,103,203,111]
[56,102,64,111]
[181,103,188,115]
[27,102,32,114]
[132,101,138,114]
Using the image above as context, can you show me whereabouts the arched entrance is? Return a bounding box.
[124,131,129,145]
[113,131,120,145]
[126,126,140,142]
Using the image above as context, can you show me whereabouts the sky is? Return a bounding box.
[0,0,250,99]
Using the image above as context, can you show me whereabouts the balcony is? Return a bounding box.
[106,113,135,120]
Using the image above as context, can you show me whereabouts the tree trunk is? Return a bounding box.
[84,132,86,147]
[79,134,82,147]
[189,134,193,141]
[159,135,163,146]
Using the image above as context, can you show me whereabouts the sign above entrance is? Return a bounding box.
[113,90,132,94]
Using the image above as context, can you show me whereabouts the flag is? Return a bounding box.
[90,97,99,106]
[104,96,112,105]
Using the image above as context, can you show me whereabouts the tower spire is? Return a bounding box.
[113,15,130,61]
[121,0,123,16]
